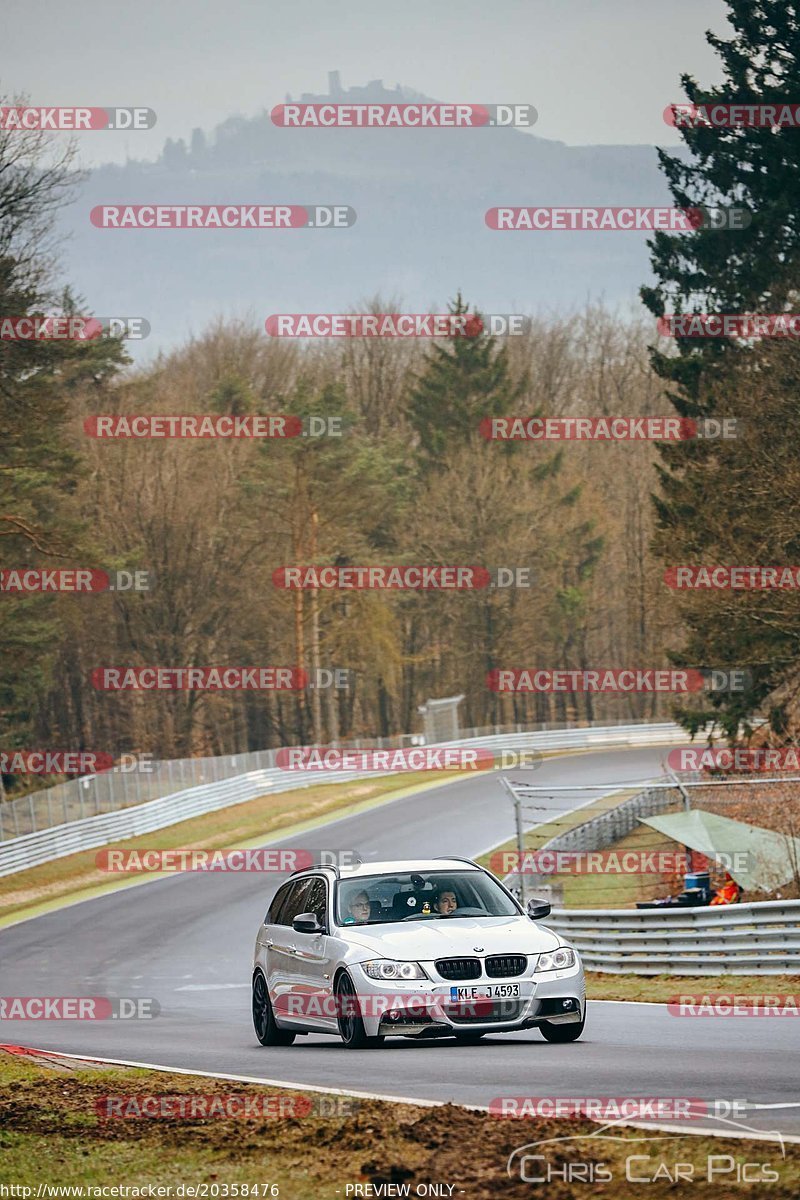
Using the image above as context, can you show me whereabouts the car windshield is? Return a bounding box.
[334,870,519,926]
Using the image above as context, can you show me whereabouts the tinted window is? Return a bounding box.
[304,877,328,927]
[276,877,314,926]
[266,882,292,925]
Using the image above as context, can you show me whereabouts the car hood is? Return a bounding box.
[341,916,562,960]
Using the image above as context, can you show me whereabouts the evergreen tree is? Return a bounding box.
[641,3,800,737]
[406,294,526,468]
[642,2,800,401]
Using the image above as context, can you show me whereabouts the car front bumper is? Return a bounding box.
[352,961,586,1037]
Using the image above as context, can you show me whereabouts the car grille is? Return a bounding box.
[435,957,481,981]
[485,954,527,978]
[444,999,525,1025]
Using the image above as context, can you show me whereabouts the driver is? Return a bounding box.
[433,888,458,916]
[344,889,371,924]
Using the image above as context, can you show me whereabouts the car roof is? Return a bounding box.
[296,858,482,879]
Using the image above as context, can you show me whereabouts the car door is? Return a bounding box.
[289,875,339,1032]
[265,877,313,1022]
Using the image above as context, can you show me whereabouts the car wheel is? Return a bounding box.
[252,971,296,1046]
[454,1031,486,1043]
[335,971,381,1048]
[539,1013,585,1042]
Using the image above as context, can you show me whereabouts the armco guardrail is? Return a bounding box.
[0,717,684,842]
[546,900,800,975]
[0,721,686,877]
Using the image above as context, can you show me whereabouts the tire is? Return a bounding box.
[454,1031,486,1043]
[252,971,296,1046]
[539,1013,585,1043]
[335,971,382,1048]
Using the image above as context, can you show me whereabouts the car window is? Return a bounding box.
[304,877,328,927]
[334,870,519,925]
[266,881,292,925]
[276,877,314,926]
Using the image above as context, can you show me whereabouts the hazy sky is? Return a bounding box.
[3,0,731,165]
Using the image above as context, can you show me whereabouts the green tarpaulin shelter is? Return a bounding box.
[638,808,800,892]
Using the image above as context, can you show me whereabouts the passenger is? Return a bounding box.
[433,888,458,916]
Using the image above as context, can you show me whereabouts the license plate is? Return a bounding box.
[450,983,520,1002]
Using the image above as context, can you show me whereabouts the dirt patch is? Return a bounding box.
[0,1049,798,1199]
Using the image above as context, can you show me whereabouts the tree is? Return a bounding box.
[0,96,126,766]
[641,3,800,737]
[406,294,526,467]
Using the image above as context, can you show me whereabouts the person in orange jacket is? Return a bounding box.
[710,873,740,905]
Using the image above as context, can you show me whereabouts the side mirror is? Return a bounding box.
[293,912,323,934]
[526,898,551,921]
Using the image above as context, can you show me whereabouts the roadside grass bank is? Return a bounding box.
[586,972,800,1003]
[0,1049,797,1199]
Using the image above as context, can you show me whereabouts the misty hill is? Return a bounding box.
[56,74,681,355]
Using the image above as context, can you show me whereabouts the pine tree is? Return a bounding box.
[642,2,800,401]
[641,3,800,737]
[406,294,526,468]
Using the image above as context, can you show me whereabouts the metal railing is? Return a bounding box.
[0,721,687,876]
[546,900,800,975]
[0,716,679,843]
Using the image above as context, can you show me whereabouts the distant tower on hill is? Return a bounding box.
[328,70,343,96]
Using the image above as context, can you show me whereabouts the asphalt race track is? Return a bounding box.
[2,745,799,1140]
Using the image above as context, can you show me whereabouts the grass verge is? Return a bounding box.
[586,972,800,1003]
[0,1049,797,1199]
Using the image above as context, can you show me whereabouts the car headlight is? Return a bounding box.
[535,947,576,972]
[362,959,428,981]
